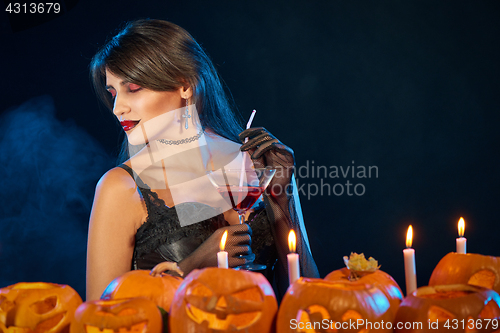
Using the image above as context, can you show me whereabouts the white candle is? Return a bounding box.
[456,217,466,254]
[217,251,228,269]
[404,225,417,296]
[218,230,228,268]
[287,253,300,284]
[287,230,300,285]
[404,248,417,296]
[456,238,466,254]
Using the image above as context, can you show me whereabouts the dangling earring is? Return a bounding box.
[182,98,191,130]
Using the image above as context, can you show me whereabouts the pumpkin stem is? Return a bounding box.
[348,270,361,281]
[343,252,380,281]
[151,261,184,277]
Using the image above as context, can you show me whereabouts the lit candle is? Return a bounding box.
[456,217,466,254]
[217,230,228,268]
[287,230,300,285]
[403,225,417,296]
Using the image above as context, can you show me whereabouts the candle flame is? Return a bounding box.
[406,225,413,248]
[288,230,296,253]
[458,217,465,237]
[220,230,228,251]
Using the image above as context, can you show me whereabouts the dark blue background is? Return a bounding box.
[1,1,499,299]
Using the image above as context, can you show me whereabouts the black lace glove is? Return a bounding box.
[240,127,320,297]
[177,223,254,275]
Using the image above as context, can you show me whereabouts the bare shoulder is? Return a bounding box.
[96,166,145,208]
[95,167,137,198]
[92,166,146,227]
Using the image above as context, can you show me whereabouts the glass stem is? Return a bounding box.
[238,213,245,224]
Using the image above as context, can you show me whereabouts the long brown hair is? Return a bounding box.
[90,19,243,161]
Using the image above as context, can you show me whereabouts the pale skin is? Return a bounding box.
[86,70,242,300]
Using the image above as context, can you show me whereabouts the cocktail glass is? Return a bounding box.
[207,167,276,271]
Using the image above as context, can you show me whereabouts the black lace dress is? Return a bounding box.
[118,165,278,279]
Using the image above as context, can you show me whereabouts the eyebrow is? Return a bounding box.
[105,81,128,90]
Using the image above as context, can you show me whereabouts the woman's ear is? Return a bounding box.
[181,86,193,100]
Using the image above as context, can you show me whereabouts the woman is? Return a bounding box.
[87,19,319,301]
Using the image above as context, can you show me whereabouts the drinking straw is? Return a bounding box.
[246,110,257,132]
[239,110,257,188]
[221,167,235,209]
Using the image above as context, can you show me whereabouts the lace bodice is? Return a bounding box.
[117,165,277,271]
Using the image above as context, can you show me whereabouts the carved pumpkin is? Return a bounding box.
[276,277,394,333]
[325,253,403,318]
[394,284,500,333]
[429,253,500,294]
[169,267,277,333]
[0,282,82,333]
[100,269,182,312]
[70,298,162,333]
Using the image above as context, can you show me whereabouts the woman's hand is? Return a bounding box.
[178,223,253,274]
[239,127,294,199]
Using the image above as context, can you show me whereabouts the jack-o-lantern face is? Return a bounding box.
[69,298,162,333]
[429,253,500,294]
[169,267,277,332]
[394,284,500,333]
[276,278,394,333]
[294,304,332,332]
[0,282,82,333]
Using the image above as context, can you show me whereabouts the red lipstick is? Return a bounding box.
[120,120,140,131]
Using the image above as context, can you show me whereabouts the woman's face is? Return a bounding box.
[105,69,188,136]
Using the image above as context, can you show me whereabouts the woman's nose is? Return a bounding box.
[112,95,130,117]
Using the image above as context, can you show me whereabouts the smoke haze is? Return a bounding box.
[0,95,113,298]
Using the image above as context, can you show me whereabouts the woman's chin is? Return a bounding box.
[125,128,147,146]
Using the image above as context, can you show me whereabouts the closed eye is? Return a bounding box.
[128,83,142,92]
[107,89,116,99]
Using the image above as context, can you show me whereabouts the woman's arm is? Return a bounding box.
[239,128,320,298]
[86,167,146,300]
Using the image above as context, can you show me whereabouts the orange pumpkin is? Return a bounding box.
[0,282,82,333]
[169,267,277,333]
[276,278,394,333]
[70,298,162,333]
[100,269,182,312]
[325,268,403,316]
[394,284,500,333]
[429,253,500,294]
[325,253,403,318]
